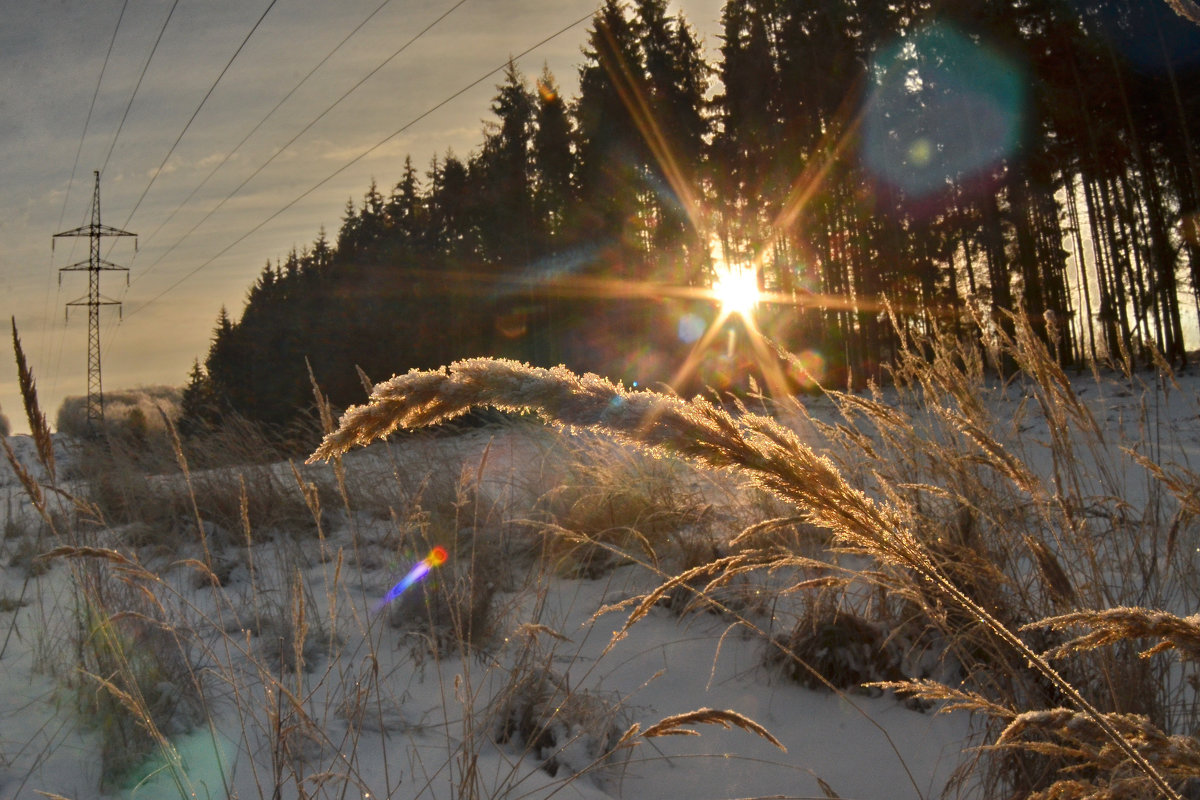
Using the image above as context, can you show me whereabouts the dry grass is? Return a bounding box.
[5,312,1200,799]
[7,324,763,799]
[44,547,206,791]
[310,313,1200,800]
[531,431,713,576]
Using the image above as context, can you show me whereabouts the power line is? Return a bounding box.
[58,0,130,231]
[97,0,275,354]
[44,0,130,393]
[128,0,401,260]
[131,0,471,286]
[115,0,280,234]
[99,0,181,178]
[105,0,423,361]
[124,7,598,319]
[106,0,465,357]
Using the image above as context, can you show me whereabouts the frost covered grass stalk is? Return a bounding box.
[7,313,1200,798]
[311,314,1200,800]
[7,323,783,798]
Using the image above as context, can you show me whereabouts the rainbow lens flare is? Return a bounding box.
[377,546,449,612]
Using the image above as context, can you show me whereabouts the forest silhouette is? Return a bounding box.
[181,0,1200,434]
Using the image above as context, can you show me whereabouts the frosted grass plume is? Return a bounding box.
[309,355,1187,800]
[308,358,923,567]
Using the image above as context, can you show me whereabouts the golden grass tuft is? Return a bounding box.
[1031,607,1200,660]
[11,317,55,481]
[8,312,1200,799]
[623,707,785,751]
[310,314,1200,800]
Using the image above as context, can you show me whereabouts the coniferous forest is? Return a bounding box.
[182,0,1200,432]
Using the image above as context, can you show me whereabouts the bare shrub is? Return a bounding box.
[7,535,52,577]
[490,636,629,784]
[0,594,27,612]
[387,555,498,657]
[252,568,334,675]
[765,601,905,692]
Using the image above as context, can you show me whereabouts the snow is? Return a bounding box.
[0,363,1197,800]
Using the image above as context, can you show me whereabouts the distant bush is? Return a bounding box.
[491,644,628,783]
[0,409,9,437]
[55,386,181,439]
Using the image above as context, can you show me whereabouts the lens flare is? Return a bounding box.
[787,349,827,390]
[863,22,1026,201]
[536,77,558,103]
[377,546,449,613]
[677,312,705,343]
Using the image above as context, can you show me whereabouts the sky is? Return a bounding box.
[0,0,724,435]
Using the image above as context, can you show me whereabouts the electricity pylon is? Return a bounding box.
[53,170,137,433]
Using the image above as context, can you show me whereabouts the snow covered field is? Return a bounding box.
[1,356,1197,800]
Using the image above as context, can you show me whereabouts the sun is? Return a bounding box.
[665,238,791,401]
[711,260,761,319]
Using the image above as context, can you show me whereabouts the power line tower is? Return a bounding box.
[53,170,137,433]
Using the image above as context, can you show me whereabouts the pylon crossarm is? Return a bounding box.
[95,225,135,237]
[52,224,135,239]
[58,259,128,272]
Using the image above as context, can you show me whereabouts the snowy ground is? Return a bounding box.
[0,363,1197,800]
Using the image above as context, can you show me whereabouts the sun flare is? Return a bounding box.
[711,261,760,319]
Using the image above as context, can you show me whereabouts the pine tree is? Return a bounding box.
[713,0,779,247]
[336,198,361,257]
[574,0,649,269]
[388,155,424,247]
[632,0,710,278]
[310,226,332,272]
[178,359,221,437]
[533,66,575,243]
[477,61,538,266]
[428,150,474,261]
[358,179,386,245]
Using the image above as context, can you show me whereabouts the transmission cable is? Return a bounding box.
[59,0,130,230]
[109,0,388,350]
[99,0,181,178]
[132,0,469,285]
[43,0,131,391]
[129,0,401,260]
[124,8,597,318]
[100,0,276,352]
[116,0,279,234]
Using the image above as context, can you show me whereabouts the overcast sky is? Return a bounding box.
[0,0,724,434]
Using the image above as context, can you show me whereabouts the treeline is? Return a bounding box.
[181,0,1200,433]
